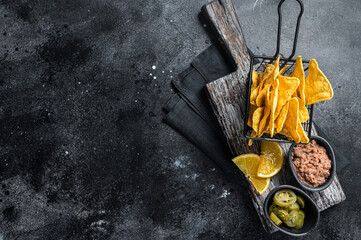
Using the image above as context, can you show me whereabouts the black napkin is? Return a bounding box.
[163,44,349,174]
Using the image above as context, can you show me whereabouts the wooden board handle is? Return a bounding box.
[201,0,250,78]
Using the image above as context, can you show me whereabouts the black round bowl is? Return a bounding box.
[264,185,320,236]
[288,135,336,192]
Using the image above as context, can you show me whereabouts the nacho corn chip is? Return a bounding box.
[279,65,289,75]
[251,65,275,105]
[252,107,264,133]
[274,75,300,118]
[290,56,306,103]
[305,59,333,105]
[258,88,271,136]
[275,100,289,133]
[249,71,259,105]
[283,97,301,143]
[269,79,279,137]
[297,120,309,143]
[255,57,280,107]
[296,97,309,122]
[247,104,257,127]
[248,131,257,146]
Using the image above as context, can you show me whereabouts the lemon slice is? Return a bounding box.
[257,141,284,178]
[233,153,270,195]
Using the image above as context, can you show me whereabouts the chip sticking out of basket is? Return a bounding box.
[247,56,333,145]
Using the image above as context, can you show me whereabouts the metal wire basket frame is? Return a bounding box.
[244,0,313,143]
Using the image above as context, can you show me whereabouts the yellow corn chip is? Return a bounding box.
[249,71,259,106]
[275,100,289,133]
[269,79,279,137]
[258,88,271,136]
[274,75,300,118]
[290,56,306,103]
[247,104,257,127]
[252,107,264,133]
[305,59,333,105]
[255,57,280,107]
[297,121,309,143]
[283,97,301,143]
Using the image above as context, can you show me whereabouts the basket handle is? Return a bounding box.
[274,0,304,59]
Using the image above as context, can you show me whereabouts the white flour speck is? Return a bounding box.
[153,76,156,79]
[162,70,164,73]
[135,100,138,102]
[172,155,189,169]
[191,173,199,180]
[150,73,152,76]
[65,151,69,155]
[170,70,172,72]
[152,65,156,70]
[220,189,230,198]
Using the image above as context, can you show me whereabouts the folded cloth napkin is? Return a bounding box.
[163,44,349,174]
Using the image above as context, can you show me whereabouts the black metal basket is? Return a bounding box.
[244,0,313,143]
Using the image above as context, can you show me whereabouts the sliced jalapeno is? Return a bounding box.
[269,203,279,214]
[284,210,299,228]
[298,209,305,219]
[270,212,282,226]
[287,202,300,212]
[294,210,305,230]
[276,209,289,221]
[273,189,297,207]
[296,195,305,208]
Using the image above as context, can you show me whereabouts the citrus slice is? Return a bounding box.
[257,141,284,178]
[232,153,270,195]
[249,176,270,195]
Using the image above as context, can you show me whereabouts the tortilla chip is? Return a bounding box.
[275,101,289,133]
[248,131,257,146]
[297,97,309,122]
[290,56,306,102]
[283,97,301,143]
[249,71,259,105]
[255,57,280,107]
[247,104,257,127]
[274,75,300,118]
[279,128,293,140]
[270,57,280,83]
[269,79,279,137]
[252,107,264,133]
[305,59,333,105]
[258,88,271,136]
[258,64,276,91]
[297,121,309,143]
[279,65,289,75]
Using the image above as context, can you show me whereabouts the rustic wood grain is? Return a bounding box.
[202,0,346,233]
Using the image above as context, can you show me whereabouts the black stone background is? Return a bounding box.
[0,0,360,239]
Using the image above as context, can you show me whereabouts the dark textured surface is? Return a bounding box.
[0,0,360,239]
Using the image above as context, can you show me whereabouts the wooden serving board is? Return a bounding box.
[201,0,346,233]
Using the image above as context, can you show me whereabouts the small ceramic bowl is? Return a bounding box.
[288,136,336,192]
[264,185,320,236]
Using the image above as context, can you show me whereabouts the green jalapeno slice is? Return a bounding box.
[273,189,297,207]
